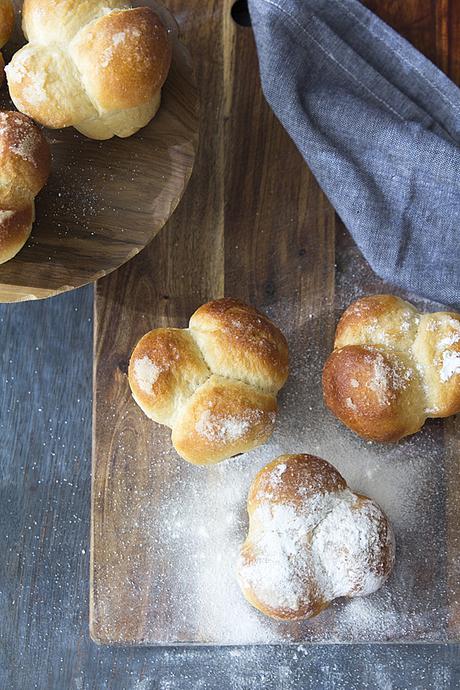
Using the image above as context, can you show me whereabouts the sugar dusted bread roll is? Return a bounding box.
[128,298,289,465]
[0,0,14,83]
[0,111,51,264]
[6,0,172,140]
[323,294,460,442]
[237,454,395,621]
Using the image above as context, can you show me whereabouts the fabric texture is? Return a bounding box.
[248,0,460,307]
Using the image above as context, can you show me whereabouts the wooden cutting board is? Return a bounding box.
[92,0,460,645]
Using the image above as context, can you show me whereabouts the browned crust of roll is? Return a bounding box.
[0,111,51,264]
[128,327,210,426]
[322,345,425,442]
[0,206,34,264]
[0,112,51,205]
[21,0,126,39]
[172,375,277,465]
[71,8,172,111]
[190,298,289,394]
[323,294,460,442]
[249,453,347,507]
[334,294,412,347]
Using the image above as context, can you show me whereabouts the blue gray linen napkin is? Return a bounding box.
[248,0,460,307]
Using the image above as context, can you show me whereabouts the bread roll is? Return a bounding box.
[0,111,51,264]
[0,0,14,84]
[237,454,395,621]
[6,0,172,140]
[128,298,289,465]
[323,294,460,442]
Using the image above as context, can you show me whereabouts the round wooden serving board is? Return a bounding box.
[0,1,198,302]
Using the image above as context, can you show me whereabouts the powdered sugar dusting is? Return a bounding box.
[100,28,142,68]
[345,397,357,411]
[240,502,315,612]
[437,321,460,349]
[5,56,28,84]
[0,111,43,166]
[365,351,411,405]
[312,498,391,599]
[440,350,460,382]
[9,130,41,164]
[434,318,460,382]
[0,210,14,224]
[133,355,164,394]
[195,408,265,443]
[5,54,48,107]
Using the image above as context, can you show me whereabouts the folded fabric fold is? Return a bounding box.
[248,0,460,307]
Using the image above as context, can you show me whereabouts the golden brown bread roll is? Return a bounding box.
[237,454,395,621]
[323,294,460,442]
[128,298,289,465]
[5,0,172,140]
[0,111,51,264]
[0,0,14,84]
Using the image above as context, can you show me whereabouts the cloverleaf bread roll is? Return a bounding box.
[128,298,289,465]
[0,0,14,83]
[0,111,51,264]
[237,454,395,621]
[6,0,172,140]
[323,294,460,442]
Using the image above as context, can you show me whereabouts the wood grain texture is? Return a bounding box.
[0,0,198,303]
[92,0,231,645]
[93,0,460,646]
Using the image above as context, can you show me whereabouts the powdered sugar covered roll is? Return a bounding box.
[237,454,395,621]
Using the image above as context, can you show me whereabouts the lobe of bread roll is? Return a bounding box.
[322,294,460,442]
[128,299,289,465]
[0,111,51,264]
[5,0,172,140]
[237,454,395,621]
[0,0,14,84]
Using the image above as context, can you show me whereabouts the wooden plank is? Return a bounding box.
[93,0,460,645]
[92,0,230,644]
